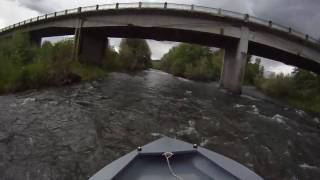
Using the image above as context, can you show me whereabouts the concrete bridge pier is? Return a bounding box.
[30,34,42,47]
[76,29,107,65]
[220,27,249,94]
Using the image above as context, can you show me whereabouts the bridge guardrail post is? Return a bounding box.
[45,14,48,19]
[96,5,99,11]
[54,12,57,17]
[37,16,39,21]
[139,2,142,8]
[306,34,309,41]
[116,3,119,9]
[288,27,292,34]
[268,21,272,27]
[164,2,167,9]
[218,8,222,15]
[191,5,194,11]
[65,10,68,15]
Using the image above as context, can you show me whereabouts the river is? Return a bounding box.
[0,69,319,180]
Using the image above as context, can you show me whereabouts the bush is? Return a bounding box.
[244,57,264,85]
[71,62,106,81]
[256,70,320,113]
[184,57,212,80]
[0,55,24,93]
[0,33,110,94]
[159,43,223,81]
[256,74,294,97]
[151,60,161,70]
[0,35,153,94]
[102,47,120,71]
[118,38,151,71]
[19,60,50,89]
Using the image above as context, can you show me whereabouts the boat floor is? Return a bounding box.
[113,152,239,180]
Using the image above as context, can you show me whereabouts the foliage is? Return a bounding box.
[151,60,161,70]
[71,62,106,81]
[0,33,109,94]
[256,73,294,97]
[159,43,223,81]
[256,69,320,113]
[102,47,120,71]
[244,57,264,85]
[118,38,152,71]
[0,35,152,94]
[159,42,319,113]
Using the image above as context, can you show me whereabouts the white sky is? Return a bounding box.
[2,0,319,74]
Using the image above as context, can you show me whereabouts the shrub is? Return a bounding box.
[118,38,151,71]
[71,62,106,81]
[257,74,294,97]
[256,70,320,113]
[151,60,161,70]
[102,47,120,71]
[159,43,223,81]
[244,57,264,85]
[0,33,110,94]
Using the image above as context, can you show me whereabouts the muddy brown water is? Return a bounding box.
[0,69,319,180]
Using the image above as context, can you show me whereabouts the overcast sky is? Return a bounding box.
[1,0,319,74]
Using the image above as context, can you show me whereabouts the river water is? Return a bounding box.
[0,69,319,180]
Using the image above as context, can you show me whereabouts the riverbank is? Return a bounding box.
[1,70,319,180]
[0,35,108,94]
[0,35,152,95]
[154,43,320,114]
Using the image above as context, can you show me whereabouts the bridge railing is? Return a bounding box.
[141,2,164,8]
[167,3,191,10]
[193,6,220,14]
[67,8,79,14]
[0,2,319,45]
[82,5,98,12]
[118,2,140,9]
[99,4,116,10]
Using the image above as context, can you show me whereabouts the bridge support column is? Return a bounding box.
[30,35,42,47]
[76,29,107,65]
[220,27,249,94]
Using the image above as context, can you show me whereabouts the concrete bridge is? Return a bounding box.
[1,2,320,94]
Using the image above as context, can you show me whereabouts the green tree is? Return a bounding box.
[0,33,111,94]
[103,46,120,71]
[256,68,320,113]
[118,38,151,71]
[244,57,264,85]
[160,43,223,81]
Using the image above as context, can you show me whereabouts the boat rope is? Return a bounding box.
[162,152,184,180]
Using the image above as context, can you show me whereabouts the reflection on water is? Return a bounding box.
[0,69,319,180]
